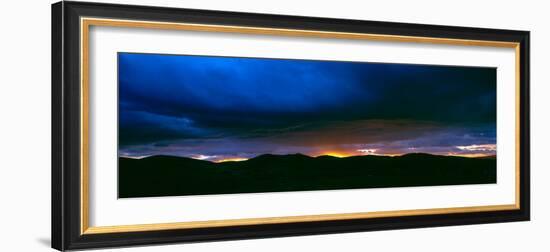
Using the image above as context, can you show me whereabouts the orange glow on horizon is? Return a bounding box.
[316,151,355,158]
[315,150,404,158]
[215,157,249,163]
[445,152,495,158]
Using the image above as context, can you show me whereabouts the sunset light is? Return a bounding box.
[214,157,249,163]
[316,151,354,158]
[446,152,495,158]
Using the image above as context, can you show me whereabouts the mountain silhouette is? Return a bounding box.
[119,153,496,198]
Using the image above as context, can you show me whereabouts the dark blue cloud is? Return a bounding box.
[118,52,496,158]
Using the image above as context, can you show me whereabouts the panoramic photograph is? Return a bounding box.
[117,52,497,198]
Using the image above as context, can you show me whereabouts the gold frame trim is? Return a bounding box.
[80,17,521,235]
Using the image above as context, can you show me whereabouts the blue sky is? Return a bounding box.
[118,53,496,161]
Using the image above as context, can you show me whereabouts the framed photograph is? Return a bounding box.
[52,1,530,250]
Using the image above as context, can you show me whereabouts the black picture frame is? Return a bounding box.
[52,1,530,251]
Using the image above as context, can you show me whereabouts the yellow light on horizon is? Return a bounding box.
[446,152,494,158]
[316,151,353,158]
[316,149,406,158]
[378,153,402,157]
[214,157,249,163]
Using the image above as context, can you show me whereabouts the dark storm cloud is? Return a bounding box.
[118,53,496,158]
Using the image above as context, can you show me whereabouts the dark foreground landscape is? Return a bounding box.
[118,153,496,198]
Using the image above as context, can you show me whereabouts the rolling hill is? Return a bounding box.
[118,153,496,198]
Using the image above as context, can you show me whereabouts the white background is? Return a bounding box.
[0,0,547,251]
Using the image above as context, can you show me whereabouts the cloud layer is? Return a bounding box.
[118,53,497,160]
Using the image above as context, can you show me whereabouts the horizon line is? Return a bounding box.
[119,152,497,163]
